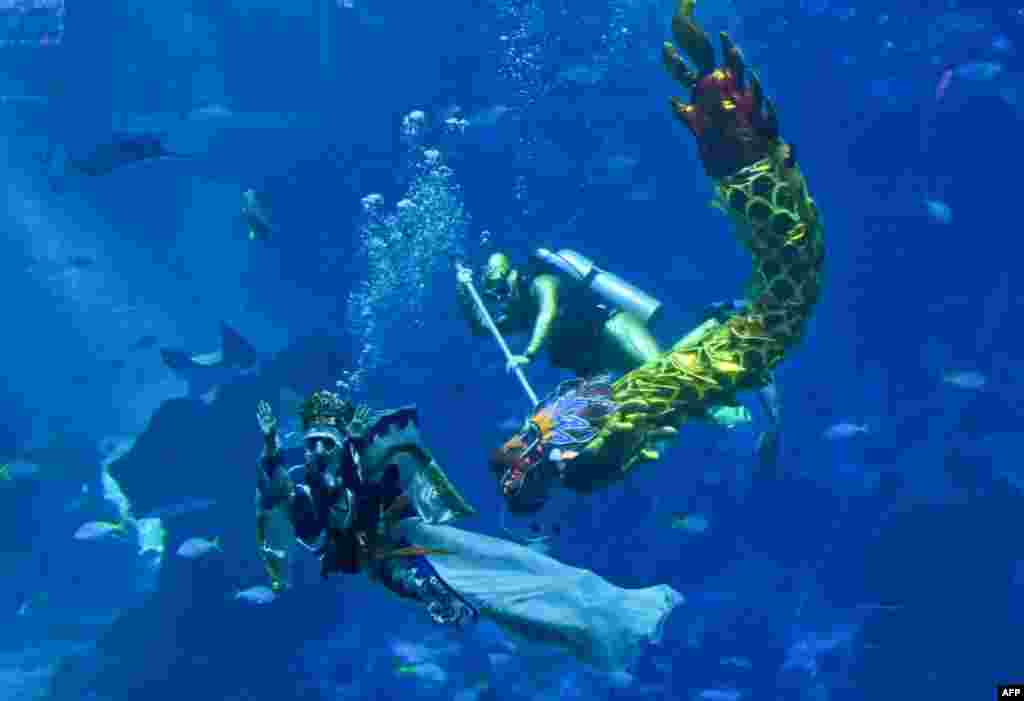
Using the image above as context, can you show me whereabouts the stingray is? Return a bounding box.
[44,131,194,190]
[159,322,260,403]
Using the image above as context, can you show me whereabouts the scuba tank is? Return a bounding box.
[534,248,663,326]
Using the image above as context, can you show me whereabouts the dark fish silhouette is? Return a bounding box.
[69,132,193,176]
[45,132,194,190]
[160,322,260,401]
[133,335,158,350]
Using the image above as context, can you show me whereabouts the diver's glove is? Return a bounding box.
[455,265,490,334]
[256,400,291,508]
[257,400,278,450]
[506,354,532,373]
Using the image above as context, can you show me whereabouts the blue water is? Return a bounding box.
[1,0,1021,699]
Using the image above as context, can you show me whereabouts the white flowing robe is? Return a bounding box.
[394,518,683,673]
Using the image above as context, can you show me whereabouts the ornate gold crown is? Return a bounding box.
[300,390,355,431]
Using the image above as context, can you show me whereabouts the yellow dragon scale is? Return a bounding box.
[581,153,824,475]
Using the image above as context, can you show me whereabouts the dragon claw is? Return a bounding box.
[671,0,715,75]
[663,43,697,87]
[720,32,744,88]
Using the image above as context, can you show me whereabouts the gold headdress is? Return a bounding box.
[300,390,355,432]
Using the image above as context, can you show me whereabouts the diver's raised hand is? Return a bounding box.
[257,400,280,457]
[257,400,277,437]
[455,262,474,287]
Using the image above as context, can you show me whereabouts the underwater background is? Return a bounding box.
[0,0,1021,698]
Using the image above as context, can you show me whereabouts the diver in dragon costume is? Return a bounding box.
[254,390,682,671]
[457,249,778,430]
[490,0,823,513]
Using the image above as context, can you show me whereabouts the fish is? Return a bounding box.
[235,585,278,605]
[45,132,193,188]
[133,335,158,350]
[393,661,448,684]
[0,460,41,482]
[176,536,221,559]
[924,199,952,225]
[241,189,274,241]
[720,656,753,670]
[935,67,953,101]
[15,592,48,618]
[453,679,493,701]
[67,254,96,269]
[144,498,216,520]
[73,520,128,541]
[697,689,743,701]
[670,512,710,534]
[159,321,261,399]
[943,370,986,390]
[823,422,870,440]
[955,61,1003,82]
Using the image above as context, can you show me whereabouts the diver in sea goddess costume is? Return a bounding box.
[487,0,822,513]
[254,390,682,671]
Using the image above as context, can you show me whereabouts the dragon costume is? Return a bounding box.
[492,0,823,510]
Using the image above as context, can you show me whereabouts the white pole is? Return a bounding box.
[456,262,539,407]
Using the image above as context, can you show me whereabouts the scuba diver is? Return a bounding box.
[253,389,682,671]
[457,249,663,379]
[487,0,822,514]
[457,248,781,447]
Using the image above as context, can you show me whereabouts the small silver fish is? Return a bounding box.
[176,536,221,559]
[823,422,869,440]
[943,370,986,390]
[697,689,743,701]
[393,661,448,684]
[720,656,753,670]
[235,585,277,605]
[73,520,127,541]
[671,513,710,534]
[924,199,952,225]
[0,460,41,482]
[145,498,216,520]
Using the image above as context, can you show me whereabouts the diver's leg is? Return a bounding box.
[377,555,478,627]
[755,373,782,474]
[602,311,663,371]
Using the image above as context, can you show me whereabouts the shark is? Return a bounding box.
[160,322,261,403]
